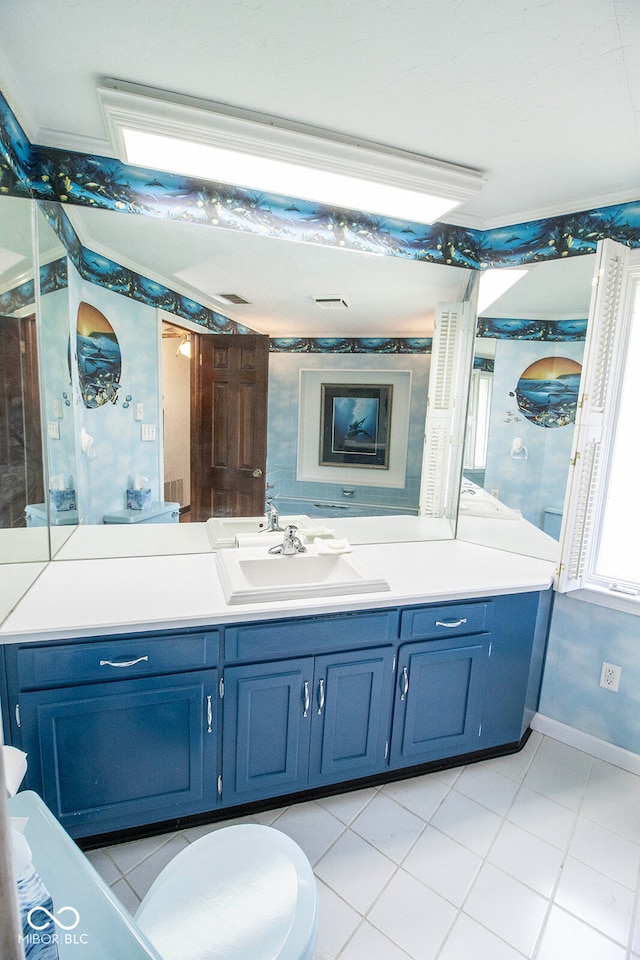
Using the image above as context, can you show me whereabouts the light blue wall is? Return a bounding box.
[39,285,77,497]
[483,339,584,530]
[540,594,640,754]
[267,352,429,510]
[67,264,161,524]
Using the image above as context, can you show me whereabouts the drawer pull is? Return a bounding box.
[435,618,468,628]
[99,656,149,668]
[303,681,310,718]
[317,678,325,715]
[400,666,409,701]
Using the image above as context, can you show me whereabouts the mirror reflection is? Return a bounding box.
[459,255,594,558]
[31,199,474,559]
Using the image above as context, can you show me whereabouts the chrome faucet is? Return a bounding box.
[268,524,307,555]
[264,498,283,532]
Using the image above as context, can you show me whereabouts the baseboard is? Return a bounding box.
[531,713,640,776]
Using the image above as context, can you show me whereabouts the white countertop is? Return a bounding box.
[0,521,558,643]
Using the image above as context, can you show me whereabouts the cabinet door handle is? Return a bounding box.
[317,678,325,715]
[435,618,467,628]
[99,656,149,668]
[206,695,212,734]
[303,681,310,717]
[400,666,409,701]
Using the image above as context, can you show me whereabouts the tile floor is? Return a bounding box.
[87,732,640,959]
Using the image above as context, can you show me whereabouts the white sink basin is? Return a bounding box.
[215,545,390,604]
[206,515,313,549]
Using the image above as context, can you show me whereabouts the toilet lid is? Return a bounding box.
[135,824,317,960]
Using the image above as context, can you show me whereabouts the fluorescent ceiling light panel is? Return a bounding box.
[477,268,528,313]
[98,81,484,225]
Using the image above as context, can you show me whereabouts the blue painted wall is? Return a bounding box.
[67,263,161,524]
[540,594,640,754]
[267,352,429,511]
[483,339,584,530]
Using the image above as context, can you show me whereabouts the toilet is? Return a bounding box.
[134,824,319,960]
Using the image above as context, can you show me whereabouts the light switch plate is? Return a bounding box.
[141,423,156,442]
[47,421,60,440]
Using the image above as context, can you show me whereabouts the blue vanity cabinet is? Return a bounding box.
[221,641,396,805]
[222,657,313,804]
[3,628,220,838]
[389,600,493,767]
[307,647,395,788]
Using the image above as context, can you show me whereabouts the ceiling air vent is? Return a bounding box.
[214,293,251,305]
[313,296,349,310]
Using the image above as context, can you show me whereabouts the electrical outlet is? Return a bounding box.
[599,661,621,692]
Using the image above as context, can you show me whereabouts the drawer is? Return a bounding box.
[224,609,399,661]
[400,601,492,640]
[15,630,219,689]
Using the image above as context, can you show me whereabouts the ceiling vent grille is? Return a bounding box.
[215,293,251,305]
[313,297,349,310]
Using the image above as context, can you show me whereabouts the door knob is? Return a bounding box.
[252,468,263,477]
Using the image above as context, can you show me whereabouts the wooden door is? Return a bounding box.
[0,315,44,527]
[191,334,269,521]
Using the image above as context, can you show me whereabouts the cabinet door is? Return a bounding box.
[390,637,489,766]
[19,670,218,837]
[222,658,313,804]
[309,647,394,787]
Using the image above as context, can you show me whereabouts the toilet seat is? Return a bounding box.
[134,824,318,960]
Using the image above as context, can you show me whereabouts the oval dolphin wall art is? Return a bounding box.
[76,301,122,408]
[515,356,582,428]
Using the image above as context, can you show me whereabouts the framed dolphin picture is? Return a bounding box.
[320,382,392,468]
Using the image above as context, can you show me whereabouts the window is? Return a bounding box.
[557,240,640,609]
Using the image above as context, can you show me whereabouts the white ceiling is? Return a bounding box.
[1,0,636,334]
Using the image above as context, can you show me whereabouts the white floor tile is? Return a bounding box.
[453,764,519,815]
[337,920,412,960]
[554,855,634,946]
[84,848,121,885]
[403,826,482,907]
[438,912,527,960]
[380,772,450,821]
[582,760,640,844]
[430,789,502,857]
[314,880,361,960]
[488,820,563,898]
[93,735,640,960]
[350,792,424,863]
[463,862,548,956]
[110,877,142,915]
[507,785,576,850]
[270,800,345,864]
[484,748,535,784]
[316,786,378,825]
[536,905,627,960]
[314,828,396,914]
[569,815,640,888]
[105,830,179,875]
[523,737,593,811]
[367,867,457,960]
[123,834,190,900]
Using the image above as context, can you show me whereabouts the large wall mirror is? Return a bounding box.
[458,254,594,560]
[26,198,476,561]
[0,198,50,620]
[1,189,600,580]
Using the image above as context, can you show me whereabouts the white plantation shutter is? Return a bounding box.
[556,239,629,592]
[420,302,475,518]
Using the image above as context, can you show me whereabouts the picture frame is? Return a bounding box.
[319,383,392,468]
